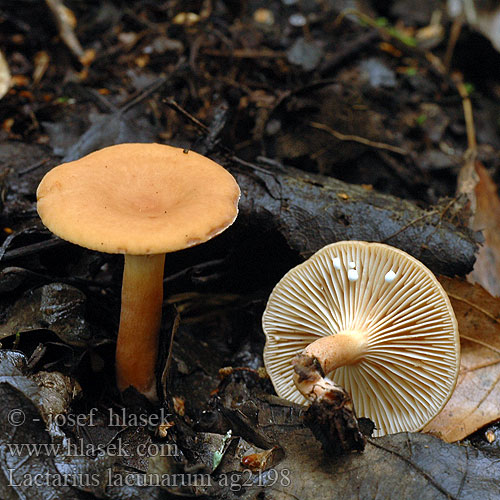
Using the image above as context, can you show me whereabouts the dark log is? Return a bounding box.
[230,163,479,277]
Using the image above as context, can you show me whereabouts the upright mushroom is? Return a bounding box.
[37,143,240,401]
[262,241,460,436]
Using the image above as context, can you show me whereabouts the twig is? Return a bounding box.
[418,197,458,260]
[0,265,110,289]
[161,96,283,178]
[45,0,85,60]
[26,344,47,371]
[229,155,276,175]
[320,30,379,74]
[0,231,18,263]
[120,76,169,115]
[19,158,50,175]
[333,9,417,47]
[1,238,64,262]
[381,210,438,243]
[308,121,407,156]
[202,48,286,59]
[377,150,422,190]
[453,74,477,154]
[444,15,464,75]
[163,97,209,133]
[161,311,181,402]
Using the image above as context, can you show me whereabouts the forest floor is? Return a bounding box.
[1,1,500,499]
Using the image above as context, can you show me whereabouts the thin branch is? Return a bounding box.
[308,121,407,156]
[381,211,438,243]
[163,97,209,133]
[161,311,181,402]
[453,75,477,153]
[444,16,464,74]
[202,48,286,59]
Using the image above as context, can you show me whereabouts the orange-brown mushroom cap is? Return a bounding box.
[36,143,240,255]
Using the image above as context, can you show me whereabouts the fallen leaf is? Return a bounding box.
[468,162,500,296]
[191,377,500,499]
[423,276,500,441]
[0,283,94,347]
[0,351,177,499]
[457,157,500,296]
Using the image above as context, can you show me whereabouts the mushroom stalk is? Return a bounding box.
[293,331,367,399]
[116,253,165,400]
[304,330,367,373]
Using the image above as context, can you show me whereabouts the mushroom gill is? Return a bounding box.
[262,241,460,437]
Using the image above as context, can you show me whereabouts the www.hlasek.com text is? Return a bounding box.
[3,439,178,458]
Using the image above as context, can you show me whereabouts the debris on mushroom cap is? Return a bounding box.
[262,241,460,437]
[36,143,240,255]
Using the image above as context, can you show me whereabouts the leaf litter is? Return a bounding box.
[424,277,500,442]
[2,0,500,498]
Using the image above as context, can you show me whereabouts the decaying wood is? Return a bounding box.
[230,162,479,277]
[1,140,479,279]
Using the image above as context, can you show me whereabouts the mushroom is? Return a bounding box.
[37,143,240,401]
[262,241,460,436]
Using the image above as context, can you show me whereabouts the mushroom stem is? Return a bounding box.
[293,331,367,399]
[304,331,367,373]
[116,253,165,401]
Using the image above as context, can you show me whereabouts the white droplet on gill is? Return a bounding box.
[385,270,396,283]
[333,257,341,270]
[348,269,359,281]
[348,261,356,269]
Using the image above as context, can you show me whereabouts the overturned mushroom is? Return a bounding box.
[262,241,460,437]
[37,143,240,400]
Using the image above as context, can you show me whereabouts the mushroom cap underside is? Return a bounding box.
[37,143,240,255]
[262,241,460,437]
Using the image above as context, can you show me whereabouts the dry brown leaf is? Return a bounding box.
[457,159,500,296]
[423,276,500,442]
[468,162,500,296]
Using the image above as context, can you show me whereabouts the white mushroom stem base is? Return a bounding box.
[116,253,165,401]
